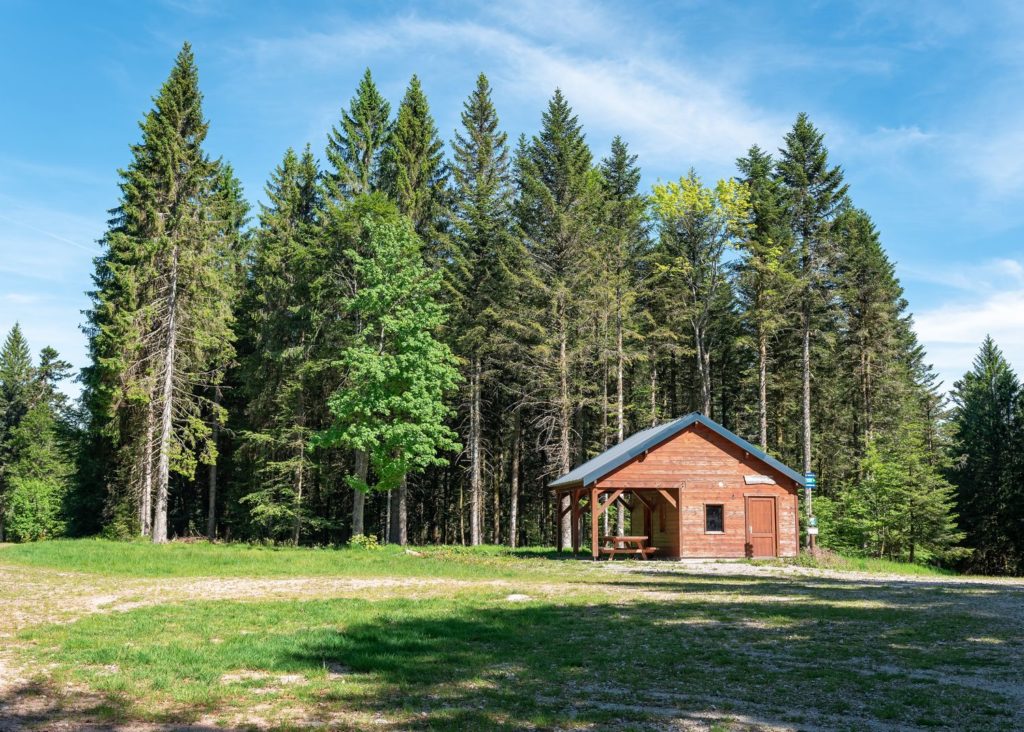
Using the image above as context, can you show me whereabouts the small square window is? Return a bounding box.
[705,504,724,533]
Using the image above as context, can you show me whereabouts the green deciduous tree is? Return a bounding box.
[650,171,750,417]
[316,199,461,546]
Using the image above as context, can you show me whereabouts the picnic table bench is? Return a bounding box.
[597,535,658,560]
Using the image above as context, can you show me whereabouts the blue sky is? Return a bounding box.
[2,0,1023,393]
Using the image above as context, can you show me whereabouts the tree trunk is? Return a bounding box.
[802,307,813,548]
[458,481,465,545]
[206,423,218,540]
[206,387,220,541]
[616,303,625,444]
[649,360,658,427]
[602,346,609,449]
[292,453,304,545]
[509,411,520,548]
[469,358,482,545]
[758,328,768,450]
[153,245,179,545]
[389,475,407,545]
[694,324,712,416]
[351,449,368,536]
[558,323,571,549]
[141,401,154,537]
[493,446,502,545]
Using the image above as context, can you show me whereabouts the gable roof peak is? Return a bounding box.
[549,412,804,488]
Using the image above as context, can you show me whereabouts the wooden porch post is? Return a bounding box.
[570,488,580,554]
[556,489,564,552]
[591,486,600,560]
[677,483,684,560]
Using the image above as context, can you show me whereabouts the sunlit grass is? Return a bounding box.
[0,538,577,580]
[18,585,1015,730]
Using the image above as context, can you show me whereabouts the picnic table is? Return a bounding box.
[598,535,658,560]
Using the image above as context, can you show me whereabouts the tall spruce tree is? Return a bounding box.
[736,145,795,449]
[449,73,521,545]
[833,209,907,467]
[0,327,76,542]
[950,337,1023,573]
[594,137,647,536]
[235,146,324,543]
[776,114,848,537]
[84,43,236,542]
[326,69,391,201]
[382,75,451,268]
[0,324,33,540]
[515,90,602,547]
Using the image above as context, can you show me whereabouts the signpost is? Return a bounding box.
[805,472,818,550]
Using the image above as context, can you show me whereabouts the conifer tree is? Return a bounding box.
[0,324,33,540]
[592,137,647,536]
[776,114,848,538]
[84,43,237,542]
[235,146,323,542]
[0,328,75,542]
[820,420,964,562]
[326,69,391,201]
[736,145,795,449]
[833,209,907,464]
[5,399,74,541]
[449,73,521,544]
[950,337,1023,573]
[382,75,451,269]
[515,90,602,547]
[597,137,647,440]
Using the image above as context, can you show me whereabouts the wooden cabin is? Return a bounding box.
[549,413,804,559]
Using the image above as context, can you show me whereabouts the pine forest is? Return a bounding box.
[4,43,1024,575]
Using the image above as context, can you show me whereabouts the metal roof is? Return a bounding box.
[548,412,805,488]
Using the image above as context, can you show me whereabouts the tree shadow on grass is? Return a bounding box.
[2,572,1021,731]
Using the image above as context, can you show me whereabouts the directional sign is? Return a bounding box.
[805,471,817,490]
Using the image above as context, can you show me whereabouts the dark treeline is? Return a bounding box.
[2,44,1022,573]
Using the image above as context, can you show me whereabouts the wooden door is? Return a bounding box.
[746,496,777,558]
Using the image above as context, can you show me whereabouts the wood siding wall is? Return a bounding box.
[606,423,800,558]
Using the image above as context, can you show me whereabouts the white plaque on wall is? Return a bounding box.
[744,474,776,485]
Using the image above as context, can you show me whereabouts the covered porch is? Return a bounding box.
[553,484,684,560]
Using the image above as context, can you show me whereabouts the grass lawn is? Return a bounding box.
[0,538,575,580]
[2,541,1023,731]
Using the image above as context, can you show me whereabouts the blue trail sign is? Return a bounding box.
[805,471,817,490]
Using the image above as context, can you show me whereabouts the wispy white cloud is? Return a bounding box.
[911,258,1024,386]
[239,7,787,171]
[903,256,1024,293]
[1,293,44,305]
